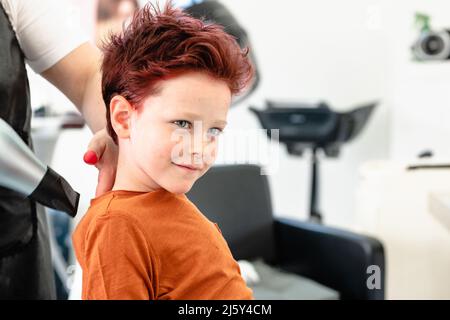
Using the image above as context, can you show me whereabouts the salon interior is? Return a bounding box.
[6,0,450,300]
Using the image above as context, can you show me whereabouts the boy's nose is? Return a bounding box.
[190,140,211,167]
[191,152,203,166]
[190,131,209,152]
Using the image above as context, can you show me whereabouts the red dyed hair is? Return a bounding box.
[101,2,254,144]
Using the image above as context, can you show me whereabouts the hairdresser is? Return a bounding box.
[0,0,117,299]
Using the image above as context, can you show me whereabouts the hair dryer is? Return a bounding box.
[0,118,79,217]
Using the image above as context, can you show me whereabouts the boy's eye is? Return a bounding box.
[173,120,192,129]
[208,128,223,137]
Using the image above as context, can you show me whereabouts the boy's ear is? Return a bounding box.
[110,95,133,140]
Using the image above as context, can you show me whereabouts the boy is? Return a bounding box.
[72,3,254,299]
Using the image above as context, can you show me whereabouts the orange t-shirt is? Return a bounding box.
[72,188,254,300]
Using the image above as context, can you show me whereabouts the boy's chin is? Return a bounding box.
[164,182,195,195]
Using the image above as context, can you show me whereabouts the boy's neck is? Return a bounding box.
[112,150,160,193]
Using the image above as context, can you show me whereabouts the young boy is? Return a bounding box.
[72,3,254,300]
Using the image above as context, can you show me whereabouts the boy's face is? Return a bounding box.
[117,72,231,194]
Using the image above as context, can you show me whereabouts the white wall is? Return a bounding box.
[386,0,450,160]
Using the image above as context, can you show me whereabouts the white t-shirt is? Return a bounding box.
[0,0,89,73]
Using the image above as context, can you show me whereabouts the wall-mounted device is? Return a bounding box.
[412,12,450,61]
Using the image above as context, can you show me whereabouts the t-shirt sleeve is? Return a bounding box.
[82,213,157,300]
[4,0,90,73]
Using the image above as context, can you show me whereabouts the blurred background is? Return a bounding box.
[27,0,450,299]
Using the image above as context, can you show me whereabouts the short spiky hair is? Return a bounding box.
[101,2,254,144]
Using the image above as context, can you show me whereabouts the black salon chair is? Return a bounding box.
[186,164,385,300]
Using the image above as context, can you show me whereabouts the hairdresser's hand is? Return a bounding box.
[83,128,118,197]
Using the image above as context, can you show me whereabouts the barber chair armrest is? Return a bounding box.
[273,217,385,300]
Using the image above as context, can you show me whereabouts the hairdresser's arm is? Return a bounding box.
[41,42,105,133]
[41,42,117,196]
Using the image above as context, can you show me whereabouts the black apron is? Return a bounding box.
[0,4,56,299]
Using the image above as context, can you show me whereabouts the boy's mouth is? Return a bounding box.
[172,162,202,171]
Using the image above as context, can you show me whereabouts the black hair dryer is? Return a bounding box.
[0,118,79,217]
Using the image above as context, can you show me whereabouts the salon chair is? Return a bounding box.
[187,164,385,300]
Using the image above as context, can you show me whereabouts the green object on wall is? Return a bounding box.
[415,12,431,32]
